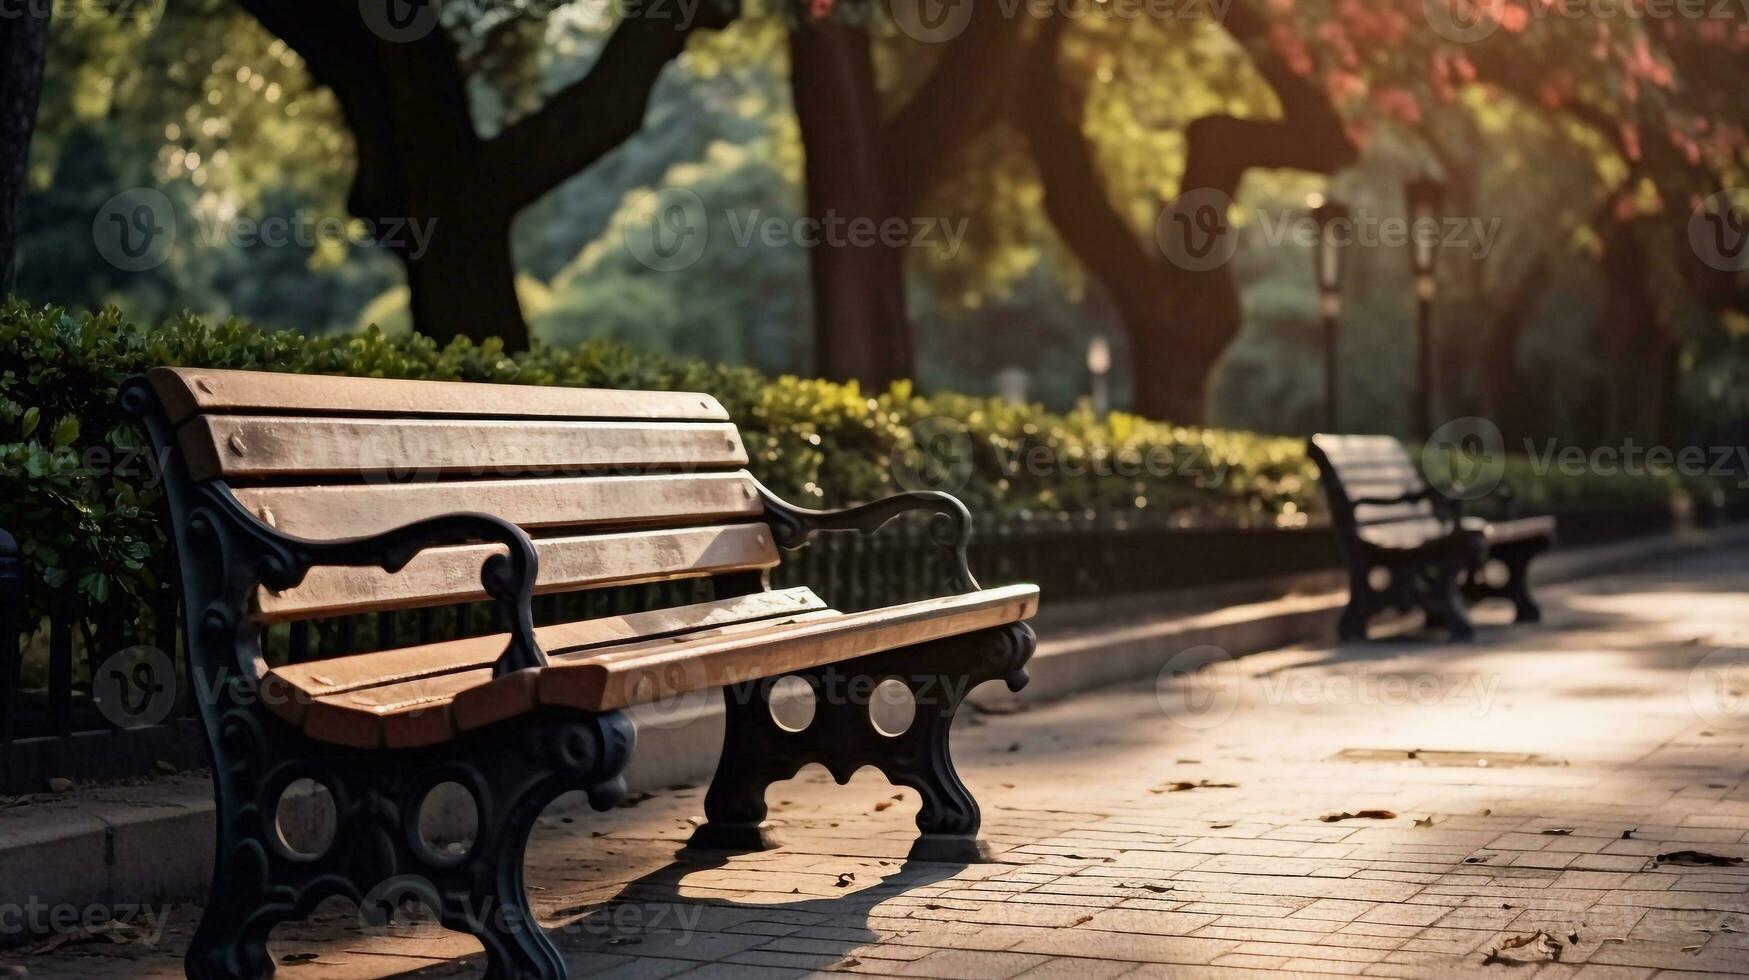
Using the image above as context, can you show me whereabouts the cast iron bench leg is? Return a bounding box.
[1338,566,1382,643]
[1418,554,1475,642]
[688,623,1034,864]
[187,711,633,980]
[1491,539,1547,623]
[1460,538,1549,626]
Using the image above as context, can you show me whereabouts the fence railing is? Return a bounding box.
[0,502,1701,792]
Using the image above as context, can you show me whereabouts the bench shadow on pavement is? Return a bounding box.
[395,849,968,977]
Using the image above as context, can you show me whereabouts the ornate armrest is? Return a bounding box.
[241,502,545,677]
[754,479,979,594]
[1349,488,1433,508]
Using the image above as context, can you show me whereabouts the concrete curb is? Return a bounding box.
[3,523,1746,926]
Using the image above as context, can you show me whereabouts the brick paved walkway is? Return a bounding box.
[6,546,1748,978]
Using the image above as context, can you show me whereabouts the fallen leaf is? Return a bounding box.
[46,778,73,794]
[1320,809,1397,823]
[1210,822,1234,829]
[1621,829,1636,839]
[614,792,654,809]
[874,801,893,812]
[1153,779,1237,793]
[280,953,318,965]
[1657,850,1745,867]
[1414,816,1436,828]
[1483,930,1563,965]
[1541,828,1574,836]
[835,872,855,888]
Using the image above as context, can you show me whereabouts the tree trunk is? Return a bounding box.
[0,5,50,294]
[1598,220,1668,445]
[789,16,912,390]
[231,0,733,352]
[403,210,525,350]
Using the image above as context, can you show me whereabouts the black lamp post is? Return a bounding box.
[1311,198,1350,432]
[1406,177,1445,441]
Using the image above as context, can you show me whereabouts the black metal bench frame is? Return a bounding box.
[1309,436,1552,643]
[123,378,1035,980]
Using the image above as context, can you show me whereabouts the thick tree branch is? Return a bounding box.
[1012,16,1156,291]
[487,0,739,209]
[882,4,1033,213]
[1179,0,1356,196]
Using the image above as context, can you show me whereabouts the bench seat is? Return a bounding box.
[268,585,1039,749]
[1464,514,1556,544]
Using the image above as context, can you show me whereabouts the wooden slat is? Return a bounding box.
[1472,515,1556,543]
[1354,504,1436,526]
[1357,518,1449,549]
[181,415,748,481]
[233,472,762,539]
[257,524,779,622]
[1313,435,1411,460]
[272,588,826,703]
[532,584,1040,713]
[299,609,846,749]
[149,367,729,424]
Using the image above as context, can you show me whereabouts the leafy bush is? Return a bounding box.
[0,301,1719,626]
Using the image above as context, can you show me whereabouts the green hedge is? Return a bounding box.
[0,301,1717,624]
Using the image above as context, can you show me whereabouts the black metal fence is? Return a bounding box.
[0,503,1700,792]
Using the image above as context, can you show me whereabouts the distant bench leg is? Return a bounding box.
[688,623,1035,864]
[1460,538,1549,624]
[1492,538,1549,623]
[1419,553,1475,642]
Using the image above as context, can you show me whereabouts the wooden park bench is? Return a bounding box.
[124,368,1038,980]
[1309,434,1553,642]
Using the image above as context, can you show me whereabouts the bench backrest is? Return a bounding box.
[1308,434,1439,537]
[147,367,778,624]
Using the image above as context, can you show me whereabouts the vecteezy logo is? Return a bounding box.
[1155,645,1241,731]
[359,0,441,43]
[1156,188,1239,272]
[890,0,974,42]
[1422,416,1506,501]
[625,187,709,272]
[892,416,975,494]
[1689,190,1749,273]
[93,645,177,730]
[1689,646,1749,731]
[620,656,711,732]
[1422,0,1502,43]
[93,189,176,272]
